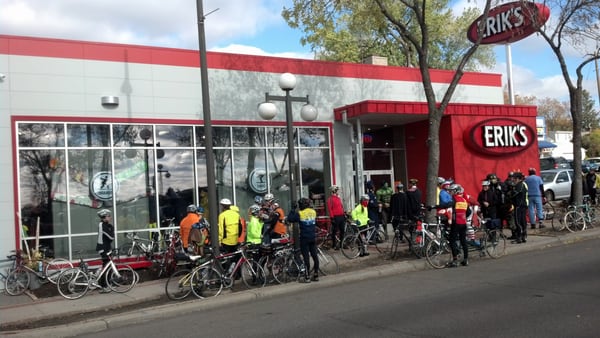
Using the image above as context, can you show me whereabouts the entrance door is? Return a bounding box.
[363,171,394,192]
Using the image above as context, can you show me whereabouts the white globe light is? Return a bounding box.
[258,102,278,120]
[279,73,297,90]
[300,104,318,121]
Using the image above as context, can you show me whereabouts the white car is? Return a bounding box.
[541,169,574,201]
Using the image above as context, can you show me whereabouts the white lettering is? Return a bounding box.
[482,124,529,148]
[482,6,525,38]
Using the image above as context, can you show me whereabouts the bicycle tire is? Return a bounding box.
[119,243,143,261]
[483,229,506,258]
[57,268,90,300]
[4,267,30,296]
[387,233,401,259]
[157,249,177,278]
[409,232,427,258]
[165,269,193,300]
[241,260,266,289]
[340,235,360,259]
[317,249,339,275]
[44,258,74,284]
[425,238,452,269]
[258,255,276,284]
[271,255,300,284]
[191,266,223,299]
[106,265,137,293]
[374,229,387,254]
[564,210,586,232]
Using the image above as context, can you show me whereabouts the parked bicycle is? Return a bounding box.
[3,248,73,296]
[425,221,506,269]
[120,231,162,262]
[56,250,138,300]
[340,220,386,259]
[563,195,597,232]
[164,253,211,300]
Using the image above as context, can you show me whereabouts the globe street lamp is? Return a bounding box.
[258,73,317,244]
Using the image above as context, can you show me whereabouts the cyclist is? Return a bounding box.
[326,185,346,250]
[95,209,114,293]
[246,204,263,245]
[298,197,319,282]
[189,206,209,256]
[260,193,287,243]
[447,184,469,267]
[180,205,199,253]
[351,194,371,257]
[406,178,422,221]
[376,181,394,240]
[507,171,528,244]
[524,167,545,229]
[390,182,409,241]
[218,198,240,254]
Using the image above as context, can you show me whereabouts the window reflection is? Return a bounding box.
[67,124,110,147]
[112,125,153,147]
[156,125,192,147]
[299,128,328,147]
[19,123,65,147]
[233,127,265,147]
[235,148,267,213]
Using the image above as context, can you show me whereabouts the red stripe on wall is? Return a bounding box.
[0,35,501,87]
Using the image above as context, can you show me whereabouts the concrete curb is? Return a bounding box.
[5,228,600,337]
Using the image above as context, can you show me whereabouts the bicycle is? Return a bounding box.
[4,248,73,296]
[563,195,597,232]
[120,231,162,262]
[164,253,212,300]
[56,250,138,300]
[189,243,266,298]
[155,229,182,278]
[340,220,387,259]
[425,221,506,269]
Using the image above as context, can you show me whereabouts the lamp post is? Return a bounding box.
[258,73,318,245]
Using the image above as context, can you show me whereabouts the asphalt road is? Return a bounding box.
[79,237,600,338]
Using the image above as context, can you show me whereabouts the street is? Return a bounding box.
[80,238,600,338]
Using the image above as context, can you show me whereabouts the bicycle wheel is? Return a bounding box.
[241,260,266,289]
[165,269,193,300]
[542,202,555,229]
[191,266,223,299]
[157,249,177,278]
[119,243,143,261]
[425,238,452,269]
[44,258,74,284]
[483,229,506,258]
[57,268,89,300]
[387,232,401,259]
[106,265,137,293]
[409,231,428,259]
[374,229,388,254]
[564,210,586,232]
[340,235,360,259]
[4,267,30,296]
[258,255,276,284]
[317,249,339,275]
[271,255,299,284]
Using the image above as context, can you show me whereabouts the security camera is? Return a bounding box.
[0,74,6,80]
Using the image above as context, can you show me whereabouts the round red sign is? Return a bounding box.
[464,118,536,156]
[467,1,550,44]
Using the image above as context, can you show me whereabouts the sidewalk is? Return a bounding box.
[2,227,600,337]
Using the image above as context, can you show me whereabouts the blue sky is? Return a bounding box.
[1,0,598,108]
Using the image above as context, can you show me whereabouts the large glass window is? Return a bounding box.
[16,122,332,259]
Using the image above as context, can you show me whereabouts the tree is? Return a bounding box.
[283,0,495,210]
[582,130,600,157]
[581,89,600,131]
[528,0,600,204]
[282,0,495,70]
[537,96,572,131]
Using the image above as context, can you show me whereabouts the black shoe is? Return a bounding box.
[359,252,365,257]
[363,251,370,256]
[311,274,319,282]
[446,261,458,268]
[507,235,517,240]
[538,224,546,229]
[512,238,522,244]
[521,238,527,243]
[461,260,469,266]
[304,275,311,283]
[530,224,536,230]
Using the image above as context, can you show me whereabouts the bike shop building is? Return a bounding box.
[0,35,539,261]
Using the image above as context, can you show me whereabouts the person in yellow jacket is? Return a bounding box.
[351,194,371,257]
[218,198,240,253]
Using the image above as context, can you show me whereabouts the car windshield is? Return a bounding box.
[541,172,557,183]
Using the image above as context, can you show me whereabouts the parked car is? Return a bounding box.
[540,156,571,170]
[586,157,600,170]
[540,169,574,201]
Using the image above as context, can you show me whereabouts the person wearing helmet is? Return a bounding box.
[478,180,501,230]
[189,206,210,255]
[364,181,380,234]
[390,182,408,242]
[351,195,371,256]
[326,185,346,250]
[525,167,545,230]
[180,204,199,252]
[447,184,469,267]
[436,177,446,205]
[259,194,287,244]
[95,209,114,293]
[506,171,528,243]
[217,198,241,253]
[246,204,263,245]
[297,197,319,282]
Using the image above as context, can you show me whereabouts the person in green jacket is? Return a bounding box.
[246,204,263,245]
[351,194,371,256]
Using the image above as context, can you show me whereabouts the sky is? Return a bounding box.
[1,0,599,108]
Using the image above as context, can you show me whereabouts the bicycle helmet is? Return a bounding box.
[249,204,261,216]
[263,193,274,202]
[360,194,370,201]
[448,183,459,192]
[441,182,452,190]
[196,206,205,214]
[298,197,311,210]
[329,185,340,193]
[396,183,404,189]
[437,177,446,185]
[254,195,263,204]
[219,198,232,205]
[97,209,111,218]
[186,204,197,213]
[481,180,490,186]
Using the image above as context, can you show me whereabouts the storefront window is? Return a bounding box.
[16,122,332,260]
